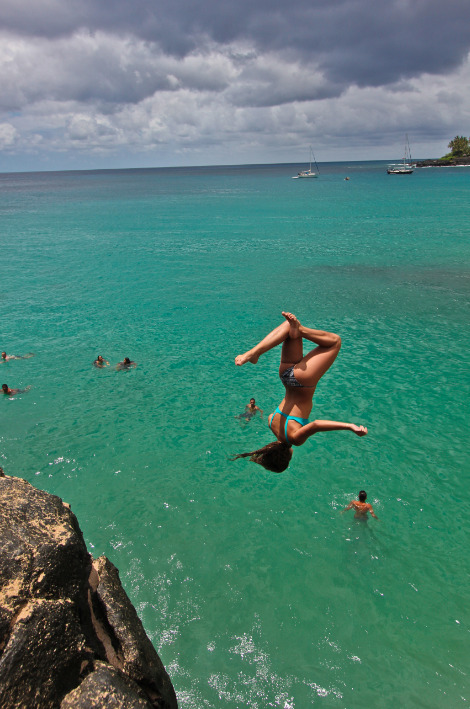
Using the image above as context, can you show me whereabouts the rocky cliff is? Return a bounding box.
[0,475,178,709]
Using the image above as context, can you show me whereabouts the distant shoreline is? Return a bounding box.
[415,156,470,168]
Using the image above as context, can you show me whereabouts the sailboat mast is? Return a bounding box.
[310,147,320,175]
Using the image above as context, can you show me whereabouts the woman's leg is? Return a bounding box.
[280,313,303,365]
[282,312,341,386]
[235,319,291,365]
[235,312,341,384]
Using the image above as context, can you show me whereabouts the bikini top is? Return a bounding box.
[268,406,309,445]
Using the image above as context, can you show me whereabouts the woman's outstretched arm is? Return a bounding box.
[290,420,368,446]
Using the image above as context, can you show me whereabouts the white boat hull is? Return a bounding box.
[387,167,413,174]
[293,171,318,178]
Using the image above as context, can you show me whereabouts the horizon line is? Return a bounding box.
[0,157,438,177]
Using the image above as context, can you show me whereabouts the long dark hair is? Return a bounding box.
[230,441,292,473]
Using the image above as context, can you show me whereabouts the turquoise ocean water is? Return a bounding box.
[1,161,469,707]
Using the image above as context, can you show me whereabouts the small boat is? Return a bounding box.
[293,147,319,178]
[387,135,414,174]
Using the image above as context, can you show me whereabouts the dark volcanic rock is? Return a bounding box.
[0,476,91,652]
[0,598,91,707]
[92,556,177,707]
[0,475,178,709]
[416,156,470,167]
[61,662,154,708]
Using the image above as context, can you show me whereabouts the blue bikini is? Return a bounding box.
[269,407,309,444]
[270,364,313,443]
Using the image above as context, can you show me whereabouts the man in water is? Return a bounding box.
[245,398,263,420]
[236,398,263,422]
[2,383,31,396]
[116,357,137,370]
[342,491,379,520]
[1,352,34,361]
[93,355,110,368]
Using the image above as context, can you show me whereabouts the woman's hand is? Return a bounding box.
[351,424,368,436]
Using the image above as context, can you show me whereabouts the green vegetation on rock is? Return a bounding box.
[443,135,470,159]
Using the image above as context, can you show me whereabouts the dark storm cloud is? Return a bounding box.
[2,0,470,90]
[1,0,469,168]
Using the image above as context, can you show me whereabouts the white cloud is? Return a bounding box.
[0,5,469,170]
[0,122,17,149]
[0,31,243,113]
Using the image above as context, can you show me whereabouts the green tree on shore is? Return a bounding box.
[447,135,470,156]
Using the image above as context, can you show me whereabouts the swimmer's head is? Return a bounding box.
[124,357,131,364]
[97,355,103,361]
[2,384,9,393]
[1,352,6,359]
[231,441,292,473]
[250,398,255,405]
[359,490,367,502]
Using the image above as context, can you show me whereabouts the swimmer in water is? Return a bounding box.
[342,491,378,520]
[116,357,137,370]
[1,352,34,361]
[2,383,31,396]
[231,311,367,473]
[236,398,264,421]
[93,355,110,368]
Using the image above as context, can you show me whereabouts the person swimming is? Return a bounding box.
[93,355,110,368]
[342,490,378,520]
[2,383,31,396]
[236,398,264,422]
[231,311,367,473]
[1,352,34,361]
[116,357,137,370]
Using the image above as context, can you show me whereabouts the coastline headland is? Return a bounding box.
[0,474,178,709]
[415,156,470,168]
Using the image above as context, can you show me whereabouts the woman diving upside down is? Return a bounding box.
[232,312,367,472]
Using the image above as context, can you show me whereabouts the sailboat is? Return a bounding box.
[387,136,415,174]
[293,147,319,178]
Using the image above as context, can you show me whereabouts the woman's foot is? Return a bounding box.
[235,350,260,366]
[282,311,301,339]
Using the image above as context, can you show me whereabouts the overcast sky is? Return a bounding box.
[1,0,469,171]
